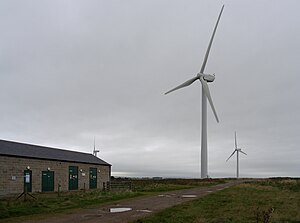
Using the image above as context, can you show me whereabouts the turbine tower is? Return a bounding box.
[226,131,247,178]
[165,5,224,178]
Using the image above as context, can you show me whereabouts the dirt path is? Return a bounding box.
[21,180,243,223]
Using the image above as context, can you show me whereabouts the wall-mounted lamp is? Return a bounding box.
[47,167,51,171]
[80,169,83,172]
[98,170,101,173]
[26,166,30,170]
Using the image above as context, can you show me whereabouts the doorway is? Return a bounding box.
[42,171,54,192]
[89,167,97,189]
[24,169,32,193]
[69,166,78,190]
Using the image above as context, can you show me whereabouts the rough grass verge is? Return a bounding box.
[132,178,300,223]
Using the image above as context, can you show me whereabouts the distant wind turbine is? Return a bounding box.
[165,5,224,178]
[93,137,100,157]
[226,131,247,178]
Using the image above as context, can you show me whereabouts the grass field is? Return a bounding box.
[132,178,300,223]
[0,178,224,220]
[131,178,226,192]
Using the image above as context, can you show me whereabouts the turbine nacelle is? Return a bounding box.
[198,73,215,82]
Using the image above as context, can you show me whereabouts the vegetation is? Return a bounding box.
[132,178,300,223]
[0,191,142,220]
[0,178,224,220]
[3,178,298,222]
[131,178,226,192]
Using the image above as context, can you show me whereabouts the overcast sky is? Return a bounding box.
[1,0,299,178]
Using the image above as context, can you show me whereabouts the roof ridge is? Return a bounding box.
[0,139,90,155]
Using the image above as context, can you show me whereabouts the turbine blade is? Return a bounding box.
[200,5,224,73]
[235,131,237,149]
[200,77,219,122]
[165,76,198,95]
[240,150,247,155]
[226,150,236,162]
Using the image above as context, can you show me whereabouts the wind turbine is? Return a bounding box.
[165,5,224,178]
[93,137,100,157]
[226,131,247,178]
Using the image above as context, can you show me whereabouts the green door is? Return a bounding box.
[42,171,54,192]
[24,170,32,192]
[89,168,97,189]
[69,166,78,190]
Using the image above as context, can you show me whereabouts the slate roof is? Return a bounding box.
[0,139,111,166]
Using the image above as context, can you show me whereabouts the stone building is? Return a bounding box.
[0,139,111,198]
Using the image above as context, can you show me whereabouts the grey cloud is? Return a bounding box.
[0,0,299,178]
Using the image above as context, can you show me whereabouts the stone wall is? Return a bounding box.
[0,155,111,198]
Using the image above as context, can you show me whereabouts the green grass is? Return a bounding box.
[131,178,226,192]
[0,178,224,220]
[0,191,142,219]
[132,178,300,223]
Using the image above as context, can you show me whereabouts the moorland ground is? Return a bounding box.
[0,178,299,223]
[133,178,300,223]
[0,178,225,221]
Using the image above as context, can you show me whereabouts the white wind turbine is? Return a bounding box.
[226,131,247,178]
[165,5,224,178]
[93,137,100,157]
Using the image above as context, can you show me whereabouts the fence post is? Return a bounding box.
[103,182,106,192]
[58,184,61,197]
[107,181,111,192]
